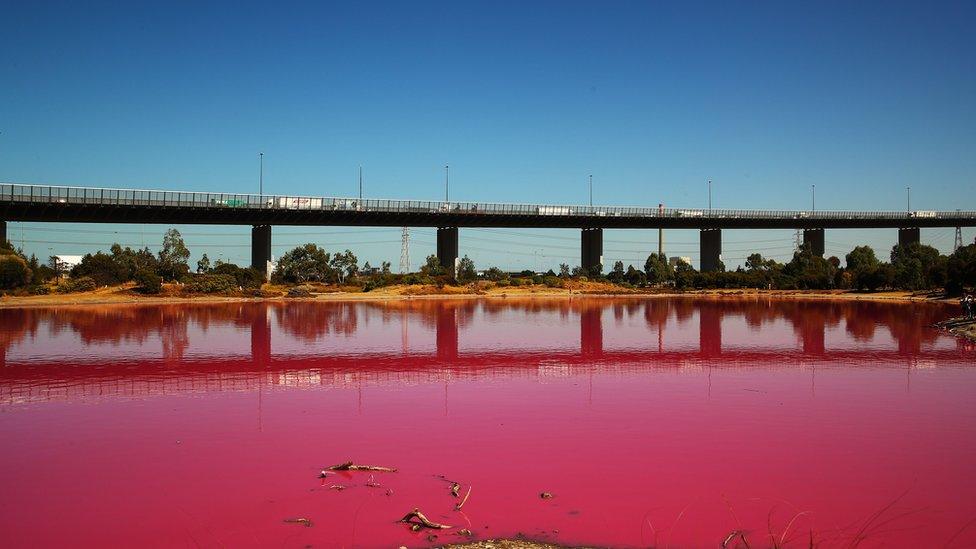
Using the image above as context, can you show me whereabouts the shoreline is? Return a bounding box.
[0,285,957,309]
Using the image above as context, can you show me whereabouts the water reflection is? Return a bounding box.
[0,297,966,406]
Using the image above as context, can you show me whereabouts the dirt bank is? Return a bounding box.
[0,281,959,309]
[934,317,976,342]
[438,541,587,549]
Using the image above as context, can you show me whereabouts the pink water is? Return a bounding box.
[0,298,974,548]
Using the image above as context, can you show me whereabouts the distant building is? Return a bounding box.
[669,256,692,268]
[53,255,84,270]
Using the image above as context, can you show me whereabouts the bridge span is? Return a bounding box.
[2,183,974,274]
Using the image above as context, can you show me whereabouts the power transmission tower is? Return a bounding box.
[400,227,410,273]
[955,226,963,252]
[794,229,803,251]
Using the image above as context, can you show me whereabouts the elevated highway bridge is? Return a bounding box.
[2,183,974,273]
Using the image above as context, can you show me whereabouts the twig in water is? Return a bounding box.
[455,486,472,511]
[283,518,312,527]
[450,482,461,498]
[398,508,452,530]
[365,474,381,488]
[329,484,346,491]
[327,460,397,472]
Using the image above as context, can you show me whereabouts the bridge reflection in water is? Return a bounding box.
[0,297,965,405]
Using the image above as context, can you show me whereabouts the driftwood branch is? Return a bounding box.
[398,508,452,530]
[327,461,397,473]
[450,482,461,498]
[455,486,472,511]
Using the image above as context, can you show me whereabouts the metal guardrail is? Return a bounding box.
[2,183,975,221]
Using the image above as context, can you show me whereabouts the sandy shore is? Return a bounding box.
[0,283,958,309]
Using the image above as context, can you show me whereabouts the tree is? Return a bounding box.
[457,255,476,282]
[672,259,695,289]
[644,252,673,285]
[0,255,31,290]
[48,256,69,281]
[421,255,444,276]
[607,260,626,283]
[111,245,159,280]
[558,263,571,278]
[197,253,212,274]
[783,244,835,289]
[890,242,943,291]
[158,229,190,281]
[273,243,333,283]
[330,249,359,283]
[381,261,392,275]
[70,252,128,286]
[484,266,505,281]
[946,243,976,295]
[625,264,647,286]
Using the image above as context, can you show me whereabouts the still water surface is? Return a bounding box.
[0,298,974,548]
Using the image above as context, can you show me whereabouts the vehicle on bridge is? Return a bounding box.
[538,206,573,216]
[276,197,323,210]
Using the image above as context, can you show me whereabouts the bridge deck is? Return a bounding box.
[2,183,974,229]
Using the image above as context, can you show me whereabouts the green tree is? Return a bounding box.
[644,252,673,285]
[274,243,333,283]
[381,261,392,275]
[158,229,190,281]
[48,256,69,281]
[890,242,943,291]
[783,244,835,289]
[672,259,695,289]
[70,252,128,286]
[457,255,477,282]
[0,255,31,290]
[946,243,976,295]
[330,250,359,283]
[197,253,212,274]
[421,254,444,276]
[558,263,571,278]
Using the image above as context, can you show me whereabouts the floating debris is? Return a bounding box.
[327,460,397,472]
[398,508,452,530]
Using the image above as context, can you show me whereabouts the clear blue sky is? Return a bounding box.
[2,1,974,270]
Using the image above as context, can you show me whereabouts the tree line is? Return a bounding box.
[0,228,973,296]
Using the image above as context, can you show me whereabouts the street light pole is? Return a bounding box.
[708,179,712,214]
[259,152,264,197]
[359,166,363,202]
[907,186,911,212]
[589,174,593,207]
[812,184,816,211]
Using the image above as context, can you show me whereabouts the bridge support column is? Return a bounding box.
[251,225,272,280]
[0,220,6,245]
[699,229,722,272]
[803,229,825,257]
[581,228,603,275]
[436,227,459,277]
[898,227,920,248]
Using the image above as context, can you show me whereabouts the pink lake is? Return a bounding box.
[0,297,974,548]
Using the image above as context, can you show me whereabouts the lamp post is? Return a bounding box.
[359,166,363,202]
[445,165,449,202]
[907,186,911,212]
[708,179,712,214]
[812,184,816,212]
[589,174,593,207]
[259,152,264,197]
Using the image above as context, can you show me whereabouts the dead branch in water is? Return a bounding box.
[283,518,313,527]
[327,460,397,472]
[398,508,452,530]
[450,482,461,498]
[455,486,472,511]
[721,529,750,548]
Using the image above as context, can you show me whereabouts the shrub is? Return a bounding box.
[0,255,32,290]
[134,269,162,294]
[57,276,97,293]
[185,274,237,293]
[212,262,264,289]
[287,286,312,297]
[70,252,128,287]
[29,285,50,295]
[543,275,563,288]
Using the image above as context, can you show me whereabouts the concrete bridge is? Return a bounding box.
[2,183,974,273]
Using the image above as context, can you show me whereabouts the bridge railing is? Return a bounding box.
[2,183,975,221]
